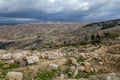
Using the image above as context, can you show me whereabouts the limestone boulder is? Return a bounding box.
[1,53,12,60]
[69,58,77,65]
[5,60,15,64]
[13,53,23,63]
[69,66,76,73]
[33,51,41,57]
[26,56,39,64]
[47,51,63,60]
[49,63,58,70]
[77,66,85,72]
[73,69,78,77]
[83,62,90,68]
[6,72,23,80]
[60,74,65,79]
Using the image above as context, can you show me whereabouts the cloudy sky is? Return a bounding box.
[0,0,120,23]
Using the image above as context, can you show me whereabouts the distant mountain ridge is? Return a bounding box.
[83,19,120,29]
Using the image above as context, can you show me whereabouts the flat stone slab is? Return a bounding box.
[26,56,39,64]
[6,72,23,80]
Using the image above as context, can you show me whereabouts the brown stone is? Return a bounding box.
[85,67,91,73]
[100,67,108,73]
[83,62,90,68]
[77,66,85,72]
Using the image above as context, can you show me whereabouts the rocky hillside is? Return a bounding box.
[0,19,120,80]
[0,23,86,49]
[0,19,120,49]
[0,43,120,80]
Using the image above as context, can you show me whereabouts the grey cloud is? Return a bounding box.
[0,0,120,23]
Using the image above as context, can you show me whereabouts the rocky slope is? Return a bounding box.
[0,44,120,80]
[0,19,120,80]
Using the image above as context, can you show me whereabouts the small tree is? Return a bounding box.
[91,34,95,40]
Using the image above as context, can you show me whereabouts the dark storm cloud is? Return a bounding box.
[0,0,120,23]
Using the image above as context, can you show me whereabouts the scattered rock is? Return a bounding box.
[6,72,23,80]
[107,76,112,80]
[41,53,46,58]
[83,62,90,68]
[94,56,102,61]
[79,53,93,59]
[90,68,94,72]
[19,60,27,67]
[13,53,23,63]
[69,58,77,65]
[85,67,91,73]
[0,50,6,54]
[79,78,89,80]
[89,73,120,80]
[47,51,63,60]
[77,66,85,72]
[73,69,78,77]
[79,53,87,59]
[60,74,65,79]
[99,62,104,65]
[22,51,32,60]
[22,51,32,56]
[49,63,58,70]
[5,60,15,64]
[100,67,109,73]
[69,66,76,73]
[26,56,39,64]
[33,51,41,58]
[94,68,98,73]
[1,53,12,60]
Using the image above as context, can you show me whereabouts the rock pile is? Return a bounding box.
[0,50,63,80]
[0,51,40,66]
[67,60,97,78]
[43,50,63,60]
[79,52,93,60]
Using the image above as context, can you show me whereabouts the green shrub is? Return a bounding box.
[0,63,4,67]
[77,58,84,62]
[0,71,6,79]
[90,49,95,52]
[0,63,19,69]
[76,72,96,78]
[9,64,19,69]
[34,70,59,80]
[64,60,72,66]
[67,72,72,78]
[0,42,14,49]
[91,39,101,45]
[103,32,119,39]
[80,41,89,45]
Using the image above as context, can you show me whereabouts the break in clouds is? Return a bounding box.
[0,0,120,23]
